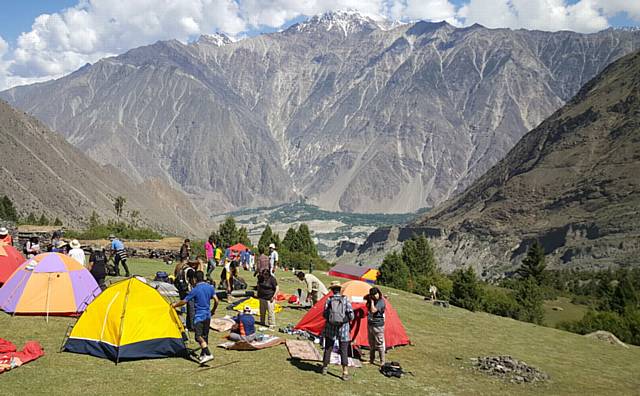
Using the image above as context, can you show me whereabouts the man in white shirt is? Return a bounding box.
[268,243,279,274]
[68,239,86,266]
[296,271,328,305]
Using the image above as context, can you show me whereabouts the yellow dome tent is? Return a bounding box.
[232,297,282,315]
[63,277,187,362]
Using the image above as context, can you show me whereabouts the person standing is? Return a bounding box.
[25,236,41,258]
[321,281,355,381]
[50,230,62,252]
[172,271,219,364]
[249,252,255,272]
[241,248,250,270]
[214,244,223,267]
[0,227,13,245]
[268,243,279,274]
[87,246,108,290]
[204,237,216,279]
[296,271,328,305]
[254,248,270,277]
[257,269,279,328]
[68,239,86,266]
[366,287,386,366]
[229,305,256,342]
[176,261,198,331]
[108,235,130,277]
[180,239,191,262]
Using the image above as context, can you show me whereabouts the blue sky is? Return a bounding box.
[0,0,638,89]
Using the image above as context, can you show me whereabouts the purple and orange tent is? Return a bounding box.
[0,253,100,318]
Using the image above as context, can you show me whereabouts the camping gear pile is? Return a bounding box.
[63,277,187,362]
[294,280,410,349]
[0,253,100,317]
[0,338,44,374]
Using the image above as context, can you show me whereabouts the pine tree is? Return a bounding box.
[25,212,37,225]
[282,227,299,252]
[258,225,276,254]
[401,235,436,279]
[517,241,547,285]
[515,277,545,324]
[88,211,101,229]
[0,196,18,221]
[378,252,411,291]
[217,217,238,247]
[38,213,49,226]
[610,273,639,314]
[297,224,317,256]
[237,226,252,247]
[451,267,482,311]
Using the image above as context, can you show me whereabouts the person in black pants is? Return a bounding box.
[321,281,355,381]
[88,247,108,291]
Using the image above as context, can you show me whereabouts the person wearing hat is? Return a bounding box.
[268,243,279,274]
[108,235,130,277]
[321,281,355,381]
[229,305,256,342]
[68,239,86,266]
[0,227,12,245]
[296,271,328,305]
[53,240,69,254]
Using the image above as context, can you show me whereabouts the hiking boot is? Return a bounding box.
[320,366,328,375]
[342,374,351,381]
[199,354,214,364]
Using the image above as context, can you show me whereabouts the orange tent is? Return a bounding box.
[229,243,249,253]
[295,280,410,349]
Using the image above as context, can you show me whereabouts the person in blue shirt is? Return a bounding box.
[108,234,130,277]
[172,271,219,364]
[229,305,256,342]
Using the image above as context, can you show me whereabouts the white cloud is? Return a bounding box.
[0,0,638,90]
[458,0,609,33]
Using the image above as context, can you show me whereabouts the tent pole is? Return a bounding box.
[115,279,133,365]
[46,274,52,323]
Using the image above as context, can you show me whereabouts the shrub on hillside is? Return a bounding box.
[481,287,519,319]
[514,278,545,325]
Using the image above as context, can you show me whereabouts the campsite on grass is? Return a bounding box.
[1,256,639,395]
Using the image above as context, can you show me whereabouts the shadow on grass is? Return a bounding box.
[288,359,345,380]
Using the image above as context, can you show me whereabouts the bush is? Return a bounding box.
[482,287,519,319]
[66,220,162,240]
[559,310,630,341]
[378,252,411,291]
[514,278,545,325]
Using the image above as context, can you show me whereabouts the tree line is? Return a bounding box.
[378,237,640,346]
[0,195,62,226]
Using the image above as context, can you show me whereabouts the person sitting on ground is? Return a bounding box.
[257,269,279,328]
[172,271,219,364]
[68,239,86,266]
[230,263,247,291]
[87,246,108,290]
[108,235,130,277]
[229,305,256,342]
[365,287,386,366]
[0,227,12,246]
[25,236,41,258]
[296,271,329,305]
[321,281,355,381]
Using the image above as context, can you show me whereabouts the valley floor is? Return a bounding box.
[1,259,638,395]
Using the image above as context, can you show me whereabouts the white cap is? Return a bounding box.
[0,227,7,235]
[269,243,275,249]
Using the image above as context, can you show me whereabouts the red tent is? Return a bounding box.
[294,280,410,349]
[0,244,25,285]
[229,243,249,253]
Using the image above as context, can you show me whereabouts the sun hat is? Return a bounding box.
[329,280,342,289]
[0,227,8,235]
[108,234,116,239]
[269,243,275,249]
[243,305,251,313]
[70,239,81,249]
[56,240,68,248]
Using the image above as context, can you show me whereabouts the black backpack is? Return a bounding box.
[380,362,409,378]
[175,267,191,293]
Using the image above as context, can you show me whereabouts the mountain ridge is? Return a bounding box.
[2,15,639,214]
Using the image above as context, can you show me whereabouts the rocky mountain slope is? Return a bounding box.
[348,50,640,276]
[0,100,208,235]
[2,11,640,213]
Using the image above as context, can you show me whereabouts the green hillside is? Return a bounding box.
[1,259,638,395]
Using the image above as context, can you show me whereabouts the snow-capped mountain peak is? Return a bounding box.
[197,33,232,47]
[293,9,385,36]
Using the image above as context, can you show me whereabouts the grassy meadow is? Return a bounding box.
[1,258,639,395]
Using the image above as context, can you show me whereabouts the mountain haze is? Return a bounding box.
[0,100,207,235]
[350,49,640,275]
[2,11,640,214]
